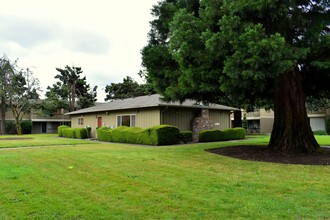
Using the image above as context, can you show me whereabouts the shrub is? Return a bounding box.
[111,126,130,143]
[62,128,76,138]
[124,127,147,144]
[74,128,88,139]
[97,127,113,142]
[59,127,87,139]
[21,121,32,134]
[313,130,327,135]
[199,127,246,142]
[149,125,180,145]
[199,130,222,142]
[58,125,70,137]
[97,125,180,146]
[219,127,246,141]
[5,121,16,134]
[179,131,193,143]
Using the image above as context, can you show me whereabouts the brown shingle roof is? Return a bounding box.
[66,94,239,115]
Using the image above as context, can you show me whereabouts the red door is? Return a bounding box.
[98,117,102,127]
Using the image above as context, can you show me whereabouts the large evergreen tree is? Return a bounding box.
[142,0,330,154]
[42,65,97,116]
[104,76,153,101]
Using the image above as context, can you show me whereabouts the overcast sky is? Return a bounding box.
[0,0,158,101]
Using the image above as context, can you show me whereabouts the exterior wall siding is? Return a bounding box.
[209,110,231,130]
[162,107,195,131]
[260,118,274,133]
[71,108,161,138]
[71,107,234,137]
[309,117,326,131]
[135,107,161,128]
[159,107,233,131]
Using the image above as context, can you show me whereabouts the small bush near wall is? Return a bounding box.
[96,125,180,146]
[58,126,87,139]
[58,125,70,137]
[313,130,327,135]
[199,130,222,142]
[97,127,112,142]
[62,128,76,138]
[74,128,88,139]
[179,131,193,143]
[199,127,246,142]
[150,125,180,145]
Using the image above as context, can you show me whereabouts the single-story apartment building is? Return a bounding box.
[66,94,239,138]
[1,106,71,134]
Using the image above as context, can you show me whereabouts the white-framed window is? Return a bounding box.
[78,117,84,126]
[116,115,136,127]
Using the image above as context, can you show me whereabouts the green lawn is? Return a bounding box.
[0,134,96,148]
[0,134,329,219]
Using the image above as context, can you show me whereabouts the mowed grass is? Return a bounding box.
[0,135,329,219]
[0,134,96,148]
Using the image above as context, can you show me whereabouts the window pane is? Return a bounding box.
[122,115,130,127]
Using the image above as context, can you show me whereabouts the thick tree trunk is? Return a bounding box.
[269,69,319,154]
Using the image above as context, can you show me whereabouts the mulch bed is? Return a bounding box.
[207,145,330,165]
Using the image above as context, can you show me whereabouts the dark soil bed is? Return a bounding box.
[207,145,330,165]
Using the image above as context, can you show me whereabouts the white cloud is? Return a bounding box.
[0,0,157,102]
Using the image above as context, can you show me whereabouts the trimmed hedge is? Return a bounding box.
[96,125,180,146]
[75,128,88,139]
[58,125,69,137]
[62,128,76,138]
[219,127,246,140]
[58,126,87,139]
[199,127,246,142]
[97,127,112,142]
[179,131,193,143]
[199,130,222,142]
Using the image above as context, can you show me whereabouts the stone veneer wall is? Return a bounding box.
[192,109,214,142]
